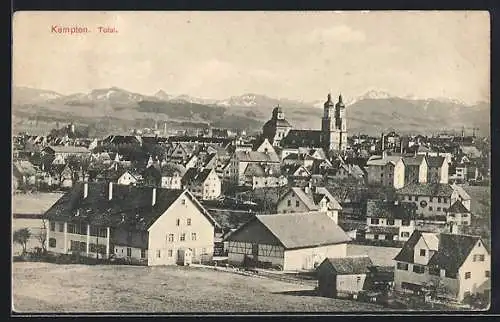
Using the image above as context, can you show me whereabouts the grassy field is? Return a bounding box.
[12,262,385,313]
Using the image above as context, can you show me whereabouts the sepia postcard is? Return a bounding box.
[12,11,491,313]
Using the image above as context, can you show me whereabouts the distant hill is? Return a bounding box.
[12,86,490,136]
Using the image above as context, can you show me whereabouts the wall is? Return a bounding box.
[412,237,432,266]
[393,160,405,189]
[161,176,182,189]
[148,193,215,266]
[277,191,312,214]
[336,274,367,296]
[283,243,347,271]
[398,194,452,217]
[114,245,145,260]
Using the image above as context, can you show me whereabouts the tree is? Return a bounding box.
[13,228,31,255]
[36,220,48,254]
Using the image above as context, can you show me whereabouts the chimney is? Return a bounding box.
[152,187,157,206]
[108,182,113,200]
[83,182,88,199]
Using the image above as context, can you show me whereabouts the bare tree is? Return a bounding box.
[36,219,48,254]
[13,228,31,255]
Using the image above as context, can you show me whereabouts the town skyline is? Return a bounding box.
[13,11,490,105]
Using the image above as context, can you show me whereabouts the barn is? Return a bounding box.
[317,255,373,299]
[225,211,351,271]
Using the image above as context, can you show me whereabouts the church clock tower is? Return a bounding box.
[321,93,348,152]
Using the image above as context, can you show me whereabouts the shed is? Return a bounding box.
[317,255,373,298]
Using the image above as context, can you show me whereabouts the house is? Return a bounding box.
[116,170,140,186]
[229,150,280,185]
[317,256,373,299]
[328,163,365,182]
[365,153,405,189]
[459,146,482,160]
[364,200,417,241]
[393,230,490,302]
[277,186,342,223]
[253,138,277,154]
[42,145,91,159]
[225,211,351,271]
[403,155,428,185]
[44,182,221,265]
[449,163,468,182]
[426,156,449,184]
[396,183,471,219]
[142,165,162,187]
[182,168,221,200]
[446,200,472,230]
[160,163,186,189]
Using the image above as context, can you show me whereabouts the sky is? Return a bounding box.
[12,11,490,104]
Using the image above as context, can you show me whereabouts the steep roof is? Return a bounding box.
[366,200,417,220]
[421,232,439,251]
[396,183,454,197]
[447,200,470,213]
[426,156,446,168]
[234,150,280,163]
[451,184,471,200]
[428,233,483,273]
[43,183,220,230]
[322,256,373,275]
[253,212,351,249]
[394,230,427,263]
[182,168,214,186]
[402,155,425,166]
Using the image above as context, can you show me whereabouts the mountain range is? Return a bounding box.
[12,86,490,137]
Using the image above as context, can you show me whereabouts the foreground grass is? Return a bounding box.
[13,262,384,313]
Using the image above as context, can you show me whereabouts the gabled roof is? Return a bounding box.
[366,200,417,220]
[280,187,342,211]
[426,156,446,168]
[421,232,439,251]
[253,212,351,249]
[450,184,471,200]
[447,200,470,213]
[402,155,425,166]
[321,256,373,275]
[43,183,220,230]
[44,145,90,154]
[428,233,483,273]
[182,168,214,186]
[396,183,454,197]
[234,150,280,163]
[394,230,428,263]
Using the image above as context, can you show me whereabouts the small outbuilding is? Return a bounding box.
[317,255,373,299]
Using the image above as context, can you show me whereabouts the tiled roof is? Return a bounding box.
[394,230,426,263]
[402,155,425,166]
[46,145,90,154]
[451,184,471,200]
[447,200,469,213]
[43,182,220,229]
[281,130,323,149]
[254,212,351,249]
[366,200,417,219]
[322,256,373,275]
[426,156,445,168]
[366,226,399,235]
[428,233,482,273]
[182,168,214,186]
[234,150,280,163]
[315,187,342,210]
[396,183,454,197]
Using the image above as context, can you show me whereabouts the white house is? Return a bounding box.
[426,156,449,184]
[393,230,490,302]
[277,186,342,223]
[182,168,221,200]
[225,211,351,271]
[44,182,221,266]
[116,170,140,185]
[229,150,280,185]
[364,200,417,241]
[365,153,405,189]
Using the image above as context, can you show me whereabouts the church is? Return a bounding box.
[262,93,348,152]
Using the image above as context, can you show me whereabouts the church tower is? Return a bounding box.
[321,93,348,152]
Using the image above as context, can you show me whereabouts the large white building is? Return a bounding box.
[44,182,221,266]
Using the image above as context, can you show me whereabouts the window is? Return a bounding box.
[50,222,55,231]
[402,220,410,226]
[420,249,426,256]
[156,250,161,258]
[180,233,186,241]
[187,218,192,226]
[438,197,442,203]
[49,238,56,248]
[90,243,97,252]
[181,199,186,205]
[415,196,419,201]
[408,196,412,201]
[463,221,469,225]
[371,218,380,225]
[485,270,490,278]
[443,198,448,203]
[465,272,471,279]
[295,200,300,207]
[437,207,441,211]
[127,248,132,257]
[167,234,174,242]
[58,223,64,232]
[191,233,197,241]
[98,228,108,238]
[357,276,361,283]
[413,265,425,274]
[387,219,395,226]
[429,206,433,211]
[462,213,468,218]
[374,234,379,240]
[287,200,291,207]
[401,232,410,238]
[397,262,408,271]
[478,255,485,262]
[79,241,87,252]
[176,219,180,226]
[202,247,207,254]
[70,240,80,251]
[168,249,173,257]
